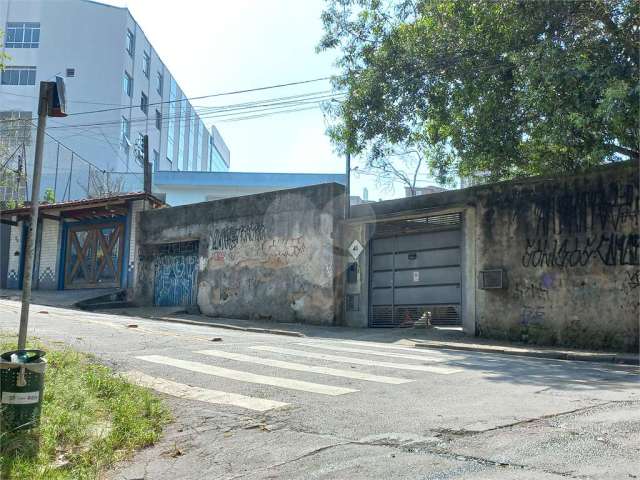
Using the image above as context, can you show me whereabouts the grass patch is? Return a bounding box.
[0,335,171,479]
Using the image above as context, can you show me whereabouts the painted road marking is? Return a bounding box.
[340,340,459,356]
[124,370,287,411]
[196,349,412,385]
[251,346,462,374]
[136,355,358,396]
[295,343,451,362]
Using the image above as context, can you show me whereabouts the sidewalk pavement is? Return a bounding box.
[98,305,640,367]
[0,288,119,307]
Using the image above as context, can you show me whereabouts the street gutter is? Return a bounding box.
[144,315,306,338]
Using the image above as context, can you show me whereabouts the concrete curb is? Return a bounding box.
[146,315,306,338]
[414,342,639,366]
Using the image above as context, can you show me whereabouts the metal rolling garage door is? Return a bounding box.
[369,213,462,327]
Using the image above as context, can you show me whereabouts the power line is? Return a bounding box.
[0,76,336,125]
[1,91,130,107]
[44,91,345,131]
[0,91,345,135]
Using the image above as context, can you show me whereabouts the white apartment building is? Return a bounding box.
[0,0,230,201]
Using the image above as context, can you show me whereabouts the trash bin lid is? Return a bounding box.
[0,349,46,363]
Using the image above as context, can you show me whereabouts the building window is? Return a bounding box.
[120,116,131,155]
[166,78,177,162]
[126,29,135,57]
[196,123,203,171]
[188,115,196,171]
[178,100,186,169]
[156,71,163,95]
[142,51,150,77]
[1,66,36,85]
[140,92,148,114]
[65,68,75,78]
[153,149,159,172]
[123,71,133,97]
[5,22,40,48]
[155,109,162,130]
[209,136,228,172]
[137,133,145,160]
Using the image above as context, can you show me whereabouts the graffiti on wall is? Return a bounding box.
[514,281,550,301]
[519,305,546,326]
[210,223,267,251]
[522,233,640,267]
[511,182,639,237]
[510,180,640,268]
[627,270,640,290]
[262,237,306,259]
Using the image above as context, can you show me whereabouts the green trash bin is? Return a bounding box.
[0,350,46,433]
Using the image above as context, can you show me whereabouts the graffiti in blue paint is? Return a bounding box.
[153,247,198,307]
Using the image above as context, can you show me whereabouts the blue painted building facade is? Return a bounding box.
[153,170,347,206]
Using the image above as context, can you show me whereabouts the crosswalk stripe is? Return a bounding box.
[123,370,288,412]
[250,346,462,374]
[196,349,412,385]
[294,343,451,362]
[136,355,358,396]
[340,340,457,356]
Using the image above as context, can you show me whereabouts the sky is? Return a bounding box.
[101,0,433,201]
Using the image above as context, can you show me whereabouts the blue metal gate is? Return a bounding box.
[153,241,199,307]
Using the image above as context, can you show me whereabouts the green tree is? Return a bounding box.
[44,187,55,203]
[319,0,639,183]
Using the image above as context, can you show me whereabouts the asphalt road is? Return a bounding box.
[0,300,638,480]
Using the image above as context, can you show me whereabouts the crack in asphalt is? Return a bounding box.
[225,442,353,480]
[216,402,632,480]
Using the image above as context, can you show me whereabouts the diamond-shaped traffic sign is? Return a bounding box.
[348,240,364,260]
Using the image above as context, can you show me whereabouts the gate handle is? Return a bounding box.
[0,349,46,363]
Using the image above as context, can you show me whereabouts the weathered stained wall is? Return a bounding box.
[475,162,639,352]
[135,183,345,325]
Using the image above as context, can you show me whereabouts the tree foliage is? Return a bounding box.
[319,0,639,183]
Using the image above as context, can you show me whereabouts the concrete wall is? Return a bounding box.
[348,161,639,352]
[475,162,639,352]
[135,183,346,325]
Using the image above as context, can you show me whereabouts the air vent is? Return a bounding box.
[479,269,506,289]
[373,212,462,237]
[66,68,75,78]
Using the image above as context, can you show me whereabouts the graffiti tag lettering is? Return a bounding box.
[514,282,549,301]
[210,223,266,251]
[522,234,639,268]
[627,271,640,290]
[262,237,306,259]
[520,305,545,326]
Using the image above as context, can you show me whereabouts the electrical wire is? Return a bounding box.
[0,91,345,135]
[0,76,336,124]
